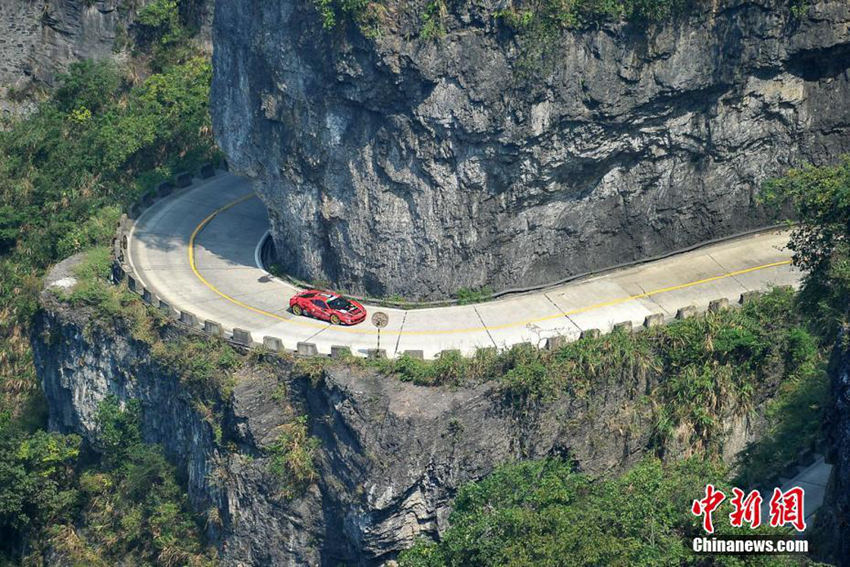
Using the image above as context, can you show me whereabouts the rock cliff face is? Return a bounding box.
[33,257,769,565]
[1,0,134,116]
[0,0,212,118]
[212,0,850,299]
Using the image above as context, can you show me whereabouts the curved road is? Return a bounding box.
[128,172,801,358]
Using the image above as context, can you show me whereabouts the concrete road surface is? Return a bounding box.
[128,173,801,359]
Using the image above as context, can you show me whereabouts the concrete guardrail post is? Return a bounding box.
[156,180,174,197]
[403,350,424,359]
[708,298,729,313]
[204,320,223,337]
[644,313,664,328]
[676,305,697,320]
[140,191,155,207]
[111,262,125,284]
[739,291,761,304]
[798,448,815,467]
[545,336,567,350]
[367,349,387,359]
[179,311,198,327]
[231,328,253,346]
[782,462,799,479]
[439,349,461,358]
[199,163,215,178]
[330,346,351,359]
[297,342,318,356]
[158,299,177,318]
[127,275,138,292]
[141,287,153,304]
[580,329,601,340]
[175,172,193,188]
[613,321,633,333]
[263,336,284,353]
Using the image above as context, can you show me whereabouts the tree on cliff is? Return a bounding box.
[762,155,850,339]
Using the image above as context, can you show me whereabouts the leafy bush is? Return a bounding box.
[454,286,493,305]
[0,399,215,565]
[267,416,320,499]
[0,413,81,550]
[761,155,850,340]
[135,0,193,69]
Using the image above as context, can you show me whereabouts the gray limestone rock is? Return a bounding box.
[212,0,850,299]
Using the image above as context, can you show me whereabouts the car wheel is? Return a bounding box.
[330,314,340,325]
[292,305,302,316]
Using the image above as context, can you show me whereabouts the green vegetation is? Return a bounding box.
[454,285,493,305]
[0,4,220,562]
[313,0,809,40]
[762,155,850,340]
[496,0,690,32]
[312,0,384,36]
[135,0,196,70]
[421,0,448,40]
[0,398,216,565]
[267,416,321,499]
[398,457,803,566]
[0,54,218,409]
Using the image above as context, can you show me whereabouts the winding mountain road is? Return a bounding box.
[128,172,801,359]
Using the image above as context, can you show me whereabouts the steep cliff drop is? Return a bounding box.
[211,0,850,300]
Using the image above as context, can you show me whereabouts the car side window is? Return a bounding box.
[311,299,325,309]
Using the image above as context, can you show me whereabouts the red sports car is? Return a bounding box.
[289,290,367,325]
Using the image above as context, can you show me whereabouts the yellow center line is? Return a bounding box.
[189,195,793,336]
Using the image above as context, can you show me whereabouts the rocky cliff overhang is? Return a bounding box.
[212,0,850,299]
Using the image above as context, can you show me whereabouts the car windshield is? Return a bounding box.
[328,297,355,311]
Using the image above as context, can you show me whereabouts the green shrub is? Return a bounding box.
[267,416,321,499]
[421,0,447,39]
[312,0,382,36]
[454,286,493,305]
[761,156,850,340]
